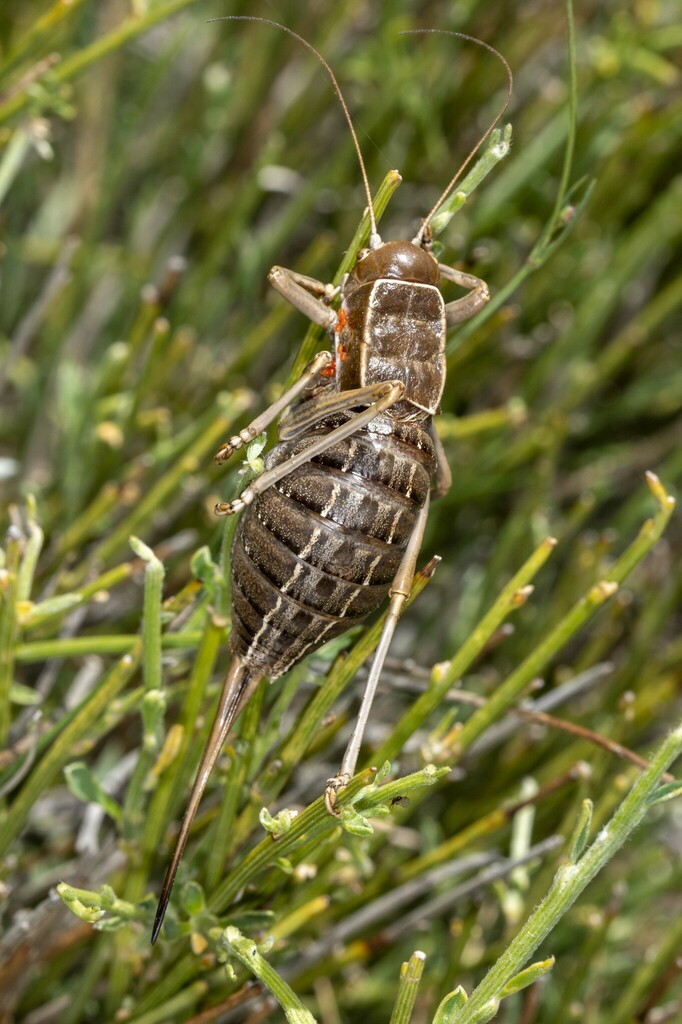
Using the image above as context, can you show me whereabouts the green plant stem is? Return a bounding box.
[455,473,674,755]
[121,540,165,838]
[0,0,202,125]
[447,174,593,360]
[389,951,426,1024]
[222,927,317,1024]
[0,643,141,857]
[208,769,373,913]
[536,0,577,254]
[15,498,43,601]
[133,539,164,693]
[457,580,617,756]
[15,632,202,661]
[452,721,682,1024]
[430,125,512,236]
[447,0,581,362]
[0,531,21,748]
[373,535,557,767]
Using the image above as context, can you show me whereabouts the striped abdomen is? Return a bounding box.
[230,416,436,678]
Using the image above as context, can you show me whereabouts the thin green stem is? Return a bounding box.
[222,927,317,1024]
[373,536,557,767]
[430,124,513,237]
[389,951,427,1024]
[15,632,202,661]
[455,474,674,755]
[209,770,373,913]
[0,643,141,857]
[535,0,577,255]
[0,531,21,748]
[121,539,165,840]
[15,497,44,602]
[0,0,201,125]
[454,721,682,1023]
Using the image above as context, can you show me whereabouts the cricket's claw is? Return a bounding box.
[214,428,257,464]
[214,498,244,516]
[214,441,238,464]
[324,772,350,815]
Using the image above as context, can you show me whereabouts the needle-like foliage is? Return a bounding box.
[1,2,681,1023]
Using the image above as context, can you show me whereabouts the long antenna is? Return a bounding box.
[405,30,513,245]
[210,16,379,245]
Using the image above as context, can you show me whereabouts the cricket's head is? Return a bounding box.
[345,240,439,294]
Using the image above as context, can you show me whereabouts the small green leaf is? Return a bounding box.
[64,762,122,823]
[468,1000,500,1024]
[500,956,555,997]
[9,681,41,705]
[191,545,217,582]
[568,799,593,862]
[432,985,468,1024]
[338,804,374,836]
[647,780,682,805]
[244,432,267,475]
[260,806,298,835]
[56,883,105,923]
[21,593,82,626]
[357,764,450,812]
[181,880,205,916]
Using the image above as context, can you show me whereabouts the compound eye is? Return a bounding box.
[356,248,370,261]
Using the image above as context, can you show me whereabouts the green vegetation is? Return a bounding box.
[1,1,681,1022]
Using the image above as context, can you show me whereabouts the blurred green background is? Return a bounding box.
[1,1,681,1022]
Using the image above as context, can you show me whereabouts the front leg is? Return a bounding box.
[214,350,332,464]
[439,263,490,325]
[268,265,339,330]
